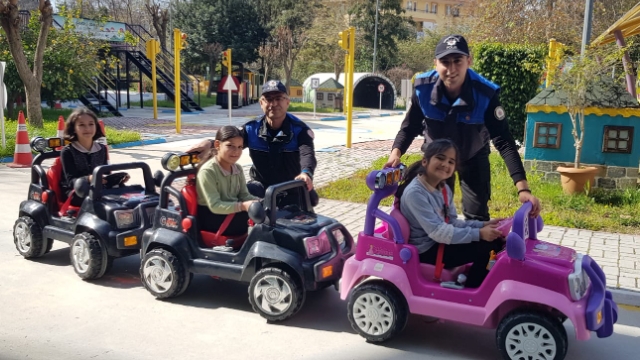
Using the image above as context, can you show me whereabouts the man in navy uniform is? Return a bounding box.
[385,35,540,220]
[190,80,318,205]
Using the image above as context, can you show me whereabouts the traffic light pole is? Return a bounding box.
[146,39,160,120]
[173,29,187,134]
[227,50,232,123]
[339,27,356,148]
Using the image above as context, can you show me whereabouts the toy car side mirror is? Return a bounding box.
[74,177,90,199]
[248,201,265,225]
[153,170,165,187]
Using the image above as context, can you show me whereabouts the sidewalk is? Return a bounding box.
[294,138,640,305]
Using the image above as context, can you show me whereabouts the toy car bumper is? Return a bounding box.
[582,255,618,338]
[303,225,356,291]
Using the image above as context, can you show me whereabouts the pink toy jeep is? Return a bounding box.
[340,166,618,360]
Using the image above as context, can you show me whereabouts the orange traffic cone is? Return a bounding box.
[8,111,33,168]
[57,115,65,139]
[98,119,107,146]
[56,115,65,150]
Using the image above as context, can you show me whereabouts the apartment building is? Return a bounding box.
[323,0,469,38]
[404,0,469,34]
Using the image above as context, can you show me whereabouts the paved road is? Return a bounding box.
[2,115,640,359]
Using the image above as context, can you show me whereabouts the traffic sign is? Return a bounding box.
[311,78,320,89]
[222,76,238,91]
[378,84,385,93]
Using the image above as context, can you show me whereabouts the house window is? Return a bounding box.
[602,126,634,153]
[413,2,417,11]
[316,92,324,101]
[452,7,460,17]
[533,122,562,148]
[432,3,438,14]
[445,4,451,15]
[407,1,412,10]
[425,4,429,12]
[328,93,334,101]
[296,89,302,96]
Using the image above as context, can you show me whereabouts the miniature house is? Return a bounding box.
[524,78,640,189]
[315,78,344,108]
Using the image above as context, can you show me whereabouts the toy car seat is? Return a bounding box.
[384,200,465,282]
[180,175,248,249]
[45,157,80,217]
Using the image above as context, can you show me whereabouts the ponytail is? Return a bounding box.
[394,138,459,199]
[395,160,424,199]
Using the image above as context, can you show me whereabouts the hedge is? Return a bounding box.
[472,43,547,144]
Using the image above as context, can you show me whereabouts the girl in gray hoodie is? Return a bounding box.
[397,139,503,288]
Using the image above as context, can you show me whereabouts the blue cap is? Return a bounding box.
[262,80,288,95]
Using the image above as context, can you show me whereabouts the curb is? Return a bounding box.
[609,287,640,307]
[1,132,221,163]
[320,111,404,121]
[110,138,167,149]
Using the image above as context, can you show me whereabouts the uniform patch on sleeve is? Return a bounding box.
[494,106,506,121]
[307,129,315,139]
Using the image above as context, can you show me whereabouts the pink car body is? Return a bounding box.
[340,166,618,353]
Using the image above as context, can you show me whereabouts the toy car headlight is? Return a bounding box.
[398,164,407,179]
[114,209,136,229]
[30,137,48,152]
[375,172,387,189]
[568,254,590,301]
[162,153,181,171]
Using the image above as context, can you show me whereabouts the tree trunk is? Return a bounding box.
[6,92,16,119]
[207,59,216,97]
[0,0,53,128]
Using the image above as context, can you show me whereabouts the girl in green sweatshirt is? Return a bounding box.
[196,126,258,236]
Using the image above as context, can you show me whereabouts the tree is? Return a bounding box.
[296,2,350,82]
[349,0,413,72]
[468,0,639,50]
[203,42,223,97]
[553,45,628,168]
[0,0,53,127]
[39,9,110,108]
[145,0,169,50]
[172,0,265,75]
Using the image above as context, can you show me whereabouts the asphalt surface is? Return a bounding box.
[2,114,640,359]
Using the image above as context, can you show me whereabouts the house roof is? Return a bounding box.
[528,77,640,109]
[317,78,344,90]
[283,79,302,86]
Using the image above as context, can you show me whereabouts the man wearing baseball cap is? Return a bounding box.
[189,79,318,206]
[385,34,540,221]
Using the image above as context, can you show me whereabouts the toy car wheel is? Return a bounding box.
[347,282,408,343]
[70,232,109,280]
[140,248,190,299]
[13,216,47,259]
[249,267,304,322]
[496,310,568,360]
[44,239,54,254]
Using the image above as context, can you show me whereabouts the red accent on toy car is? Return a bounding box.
[181,218,192,232]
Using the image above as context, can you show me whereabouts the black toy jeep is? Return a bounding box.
[13,137,160,280]
[139,152,355,321]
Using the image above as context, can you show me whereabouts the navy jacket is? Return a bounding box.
[242,113,317,187]
[392,69,526,184]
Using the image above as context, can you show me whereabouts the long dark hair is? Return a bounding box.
[64,107,105,142]
[197,125,244,169]
[395,139,459,199]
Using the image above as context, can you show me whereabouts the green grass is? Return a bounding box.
[318,152,640,234]
[1,108,141,158]
[129,92,217,108]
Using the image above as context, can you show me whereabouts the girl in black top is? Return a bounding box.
[60,108,108,206]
